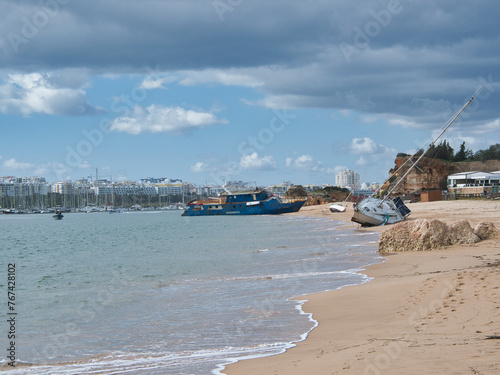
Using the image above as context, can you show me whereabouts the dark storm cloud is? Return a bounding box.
[0,0,333,70]
[0,0,499,127]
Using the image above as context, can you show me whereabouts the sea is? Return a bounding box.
[0,211,380,374]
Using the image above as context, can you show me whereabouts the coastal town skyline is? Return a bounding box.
[1,1,499,187]
[0,171,382,211]
[0,168,374,198]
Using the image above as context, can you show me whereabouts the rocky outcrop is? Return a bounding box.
[381,157,500,195]
[379,219,497,252]
[305,196,327,206]
[474,222,498,240]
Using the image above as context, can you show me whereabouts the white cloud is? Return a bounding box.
[1,157,71,180]
[360,115,377,123]
[333,165,348,173]
[140,74,177,90]
[109,104,227,135]
[0,72,102,116]
[3,158,34,170]
[180,69,263,88]
[350,137,397,156]
[239,153,277,171]
[286,154,327,172]
[348,138,398,168]
[33,162,71,179]
[78,161,92,169]
[471,118,500,135]
[349,137,384,154]
[355,156,367,166]
[386,116,420,129]
[190,161,210,173]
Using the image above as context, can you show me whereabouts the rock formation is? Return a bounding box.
[473,222,498,240]
[379,219,497,252]
[380,156,500,195]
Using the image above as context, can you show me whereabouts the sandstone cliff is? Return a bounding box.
[381,157,500,195]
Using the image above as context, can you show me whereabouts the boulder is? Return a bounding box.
[378,218,494,252]
[474,222,498,240]
[451,220,480,245]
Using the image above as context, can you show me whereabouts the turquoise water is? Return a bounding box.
[0,211,380,374]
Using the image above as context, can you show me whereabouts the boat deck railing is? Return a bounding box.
[186,198,225,205]
[279,197,307,203]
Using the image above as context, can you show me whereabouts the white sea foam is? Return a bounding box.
[6,345,295,375]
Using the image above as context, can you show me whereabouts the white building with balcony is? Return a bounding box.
[335,170,360,188]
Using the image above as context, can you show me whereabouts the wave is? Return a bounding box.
[1,344,294,375]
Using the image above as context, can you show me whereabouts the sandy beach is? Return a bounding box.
[224,200,500,374]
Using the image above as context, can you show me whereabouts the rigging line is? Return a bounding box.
[343,171,366,203]
[380,91,479,204]
[372,96,475,197]
[411,85,482,156]
[372,88,483,199]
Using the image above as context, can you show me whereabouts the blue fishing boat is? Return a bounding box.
[182,189,306,216]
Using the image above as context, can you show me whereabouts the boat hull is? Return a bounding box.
[182,198,305,216]
[351,210,385,226]
[351,197,410,227]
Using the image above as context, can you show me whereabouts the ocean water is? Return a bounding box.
[0,211,380,374]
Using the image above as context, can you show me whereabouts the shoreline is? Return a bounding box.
[223,200,500,374]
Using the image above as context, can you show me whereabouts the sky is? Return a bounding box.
[0,0,499,187]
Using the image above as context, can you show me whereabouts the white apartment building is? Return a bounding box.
[156,183,183,196]
[267,182,294,196]
[335,169,360,188]
[0,178,49,197]
[93,183,158,196]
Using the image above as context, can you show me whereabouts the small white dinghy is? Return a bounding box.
[329,203,346,213]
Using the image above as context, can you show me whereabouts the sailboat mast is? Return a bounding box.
[381,91,479,203]
[344,171,366,203]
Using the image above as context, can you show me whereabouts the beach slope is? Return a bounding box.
[224,201,500,374]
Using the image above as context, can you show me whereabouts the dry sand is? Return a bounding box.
[223,200,500,374]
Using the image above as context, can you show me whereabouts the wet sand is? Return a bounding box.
[223,200,500,374]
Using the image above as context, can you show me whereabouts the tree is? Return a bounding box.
[472,143,500,162]
[453,142,468,162]
[427,140,454,161]
[322,186,349,194]
[285,185,307,197]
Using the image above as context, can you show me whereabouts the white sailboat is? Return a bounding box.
[352,91,479,227]
[330,172,366,213]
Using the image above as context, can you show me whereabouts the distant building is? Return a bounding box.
[267,182,294,196]
[195,185,225,196]
[447,171,500,194]
[51,181,73,195]
[156,183,183,196]
[352,188,374,197]
[335,169,360,188]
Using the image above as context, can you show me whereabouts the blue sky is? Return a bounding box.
[1,0,499,186]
